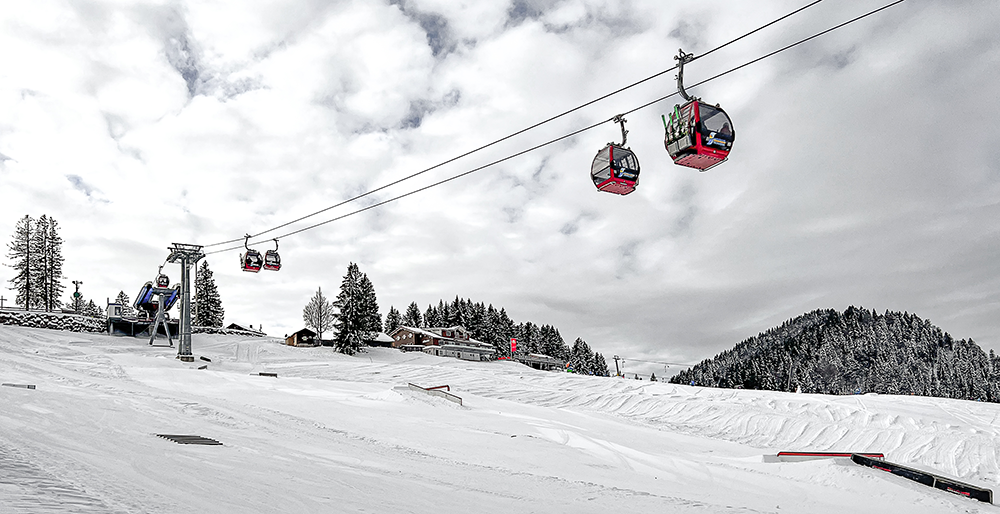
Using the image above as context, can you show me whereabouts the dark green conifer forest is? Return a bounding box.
[670,306,999,402]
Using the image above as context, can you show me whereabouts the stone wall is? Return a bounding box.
[0,309,269,338]
[0,309,105,333]
[192,326,267,338]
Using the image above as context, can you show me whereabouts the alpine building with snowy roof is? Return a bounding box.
[388,325,496,362]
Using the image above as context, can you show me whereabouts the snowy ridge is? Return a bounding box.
[1,326,997,513]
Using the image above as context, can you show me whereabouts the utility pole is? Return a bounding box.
[167,243,205,362]
[72,280,83,313]
[0,296,5,310]
[613,355,621,377]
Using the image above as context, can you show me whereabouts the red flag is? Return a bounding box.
[510,338,517,353]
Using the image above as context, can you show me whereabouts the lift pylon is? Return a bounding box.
[167,243,205,362]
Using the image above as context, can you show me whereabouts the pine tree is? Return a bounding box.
[497,308,516,357]
[302,287,334,342]
[194,261,225,327]
[593,353,609,376]
[402,301,422,328]
[82,299,103,318]
[332,263,365,355]
[115,290,135,317]
[438,299,449,327]
[6,215,38,310]
[358,273,381,338]
[569,338,594,374]
[447,295,465,326]
[385,306,403,334]
[32,215,65,312]
[424,304,441,328]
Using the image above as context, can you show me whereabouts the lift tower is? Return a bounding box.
[167,243,205,362]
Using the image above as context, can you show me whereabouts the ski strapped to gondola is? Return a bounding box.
[851,453,993,503]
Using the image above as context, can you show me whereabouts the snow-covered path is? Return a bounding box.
[1,326,996,512]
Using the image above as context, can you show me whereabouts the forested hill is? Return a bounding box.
[670,306,1000,402]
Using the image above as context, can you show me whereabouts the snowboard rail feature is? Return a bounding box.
[408,383,462,406]
[851,453,992,503]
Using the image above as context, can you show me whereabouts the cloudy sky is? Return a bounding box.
[1,0,998,375]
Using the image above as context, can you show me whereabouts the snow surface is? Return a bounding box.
[1,326,997,513]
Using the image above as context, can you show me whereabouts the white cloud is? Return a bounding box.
[1,0,998,365]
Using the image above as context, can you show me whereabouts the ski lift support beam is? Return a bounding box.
[167,243,205,362]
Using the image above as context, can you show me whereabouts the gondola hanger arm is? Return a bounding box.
[675,49,697,102]
[612,114,628,147]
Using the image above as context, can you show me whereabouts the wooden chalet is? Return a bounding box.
[388,325,496,362]
[286,328,318,347]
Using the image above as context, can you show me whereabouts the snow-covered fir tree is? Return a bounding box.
[593,353,610,376]
[81,299,103,318]
[302,287,334,342]
[194,261,224,327]
[446,296,465,326]
[115,290,135,317]
[6,215,38,310]
[568,338,594,374]
[402,302,422,328]
[423,304,441,328]
[357,273,381,337]
[332,263,366,355]
[384,306,402,334]
[32,215,65,312]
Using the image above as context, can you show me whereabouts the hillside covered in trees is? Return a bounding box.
[670,306,1000,402]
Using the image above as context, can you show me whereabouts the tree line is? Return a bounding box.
[670,306,1000,403]
[384,295,610,376]
[301,264,610,375]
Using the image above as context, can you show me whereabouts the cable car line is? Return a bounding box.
[204,115,613,256]
[204,0,904,257]
[621,357,700,368]
[201,0,827,249]
[619,0,906,121]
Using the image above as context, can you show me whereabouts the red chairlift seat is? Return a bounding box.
[591,115,640,195]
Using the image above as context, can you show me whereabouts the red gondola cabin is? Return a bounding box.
[664,100,735,171]
[241,250,262,272]
[591,143,640,195]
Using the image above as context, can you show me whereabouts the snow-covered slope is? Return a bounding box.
[1,326,996,513]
